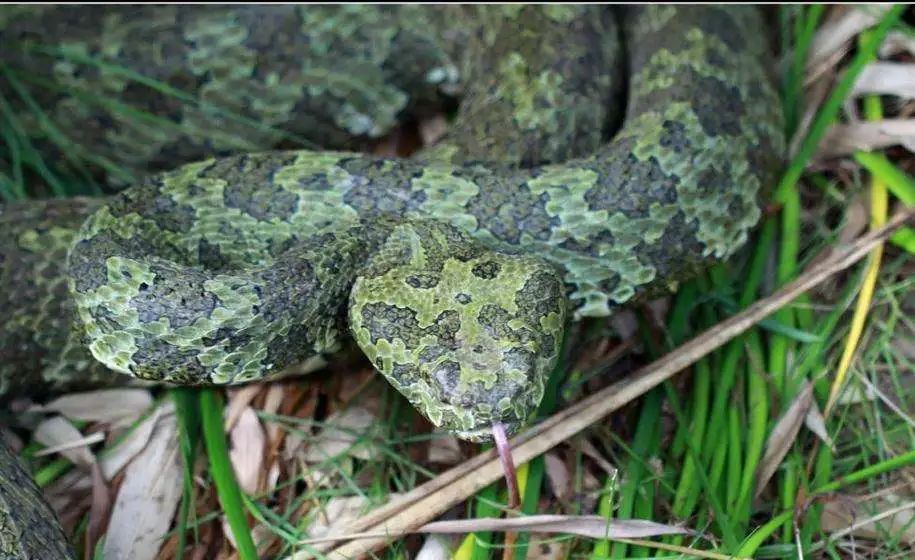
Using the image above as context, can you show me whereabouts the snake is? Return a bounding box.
[0,5,783,558]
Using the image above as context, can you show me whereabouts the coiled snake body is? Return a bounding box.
[0,5,782,558]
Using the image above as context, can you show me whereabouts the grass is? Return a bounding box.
[6,4,915,559]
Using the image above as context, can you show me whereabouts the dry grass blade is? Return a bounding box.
[853,62,915,99]
[102,411,182,560]
[807,5,891,72]
[300,515,691,544]
[303,210,915,560]
[853,370,915,429]
[816,119,915,159]
[755,382,814,498]
[820,499,915,547]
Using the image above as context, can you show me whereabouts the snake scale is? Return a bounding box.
[0,5,783,558]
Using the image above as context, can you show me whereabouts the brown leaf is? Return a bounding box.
[524,533,569,559]
[103,412,182,560]
[544,452,572,502]
[573,436,618,478]
[262,383,286,443]
[419,114,449,147]
[86,463,112,558]
[755,382,814,498]
[427,434,462,465]
[30,389,153,428]
[838,194,869,245]
[816,119,915,159]
[229,406,266,495]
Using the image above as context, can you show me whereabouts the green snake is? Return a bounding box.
[0,5,783,558]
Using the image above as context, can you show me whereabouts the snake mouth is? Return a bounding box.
[452,420,522,443]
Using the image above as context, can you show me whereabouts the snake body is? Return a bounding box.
[0,6,782,557]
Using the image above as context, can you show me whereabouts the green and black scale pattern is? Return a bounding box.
[0,5,783,556]
[1,4,783,437]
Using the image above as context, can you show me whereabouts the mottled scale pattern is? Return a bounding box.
[0,6,782,555]
[0,439,72,558]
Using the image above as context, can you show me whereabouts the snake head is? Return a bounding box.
[348,221,567,442]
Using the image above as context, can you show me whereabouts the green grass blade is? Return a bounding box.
[814,449,915,494]
[853,152,915,206]
[173,388,202,558]
[199,389,257,560]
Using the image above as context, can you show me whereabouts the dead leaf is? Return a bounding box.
[222,517,272,556]
[880,30,915,58]
[610,309,639,340]
[29,389,153,428]
[33,415,97,469]
[853,62,915,99]
[524,534,569,559]
[804,400,835,451]
[574,436,618,478]
[835,383,878,405]
[86,463,112,557]
[224,385,261,431]
[306,496,372,539]
[544,452,572,502]
[102,411,182,560]
[817,119,915,159]
[419,114,449,147]
[100,402,175,480]
[822,497,915,544]
[229,406,266,495]
[302,406,377,463]
[427,434,462,465]
[839,194,869,245]
[414,536,452,560]
[755,382,814,498]
[262,383,286,443]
